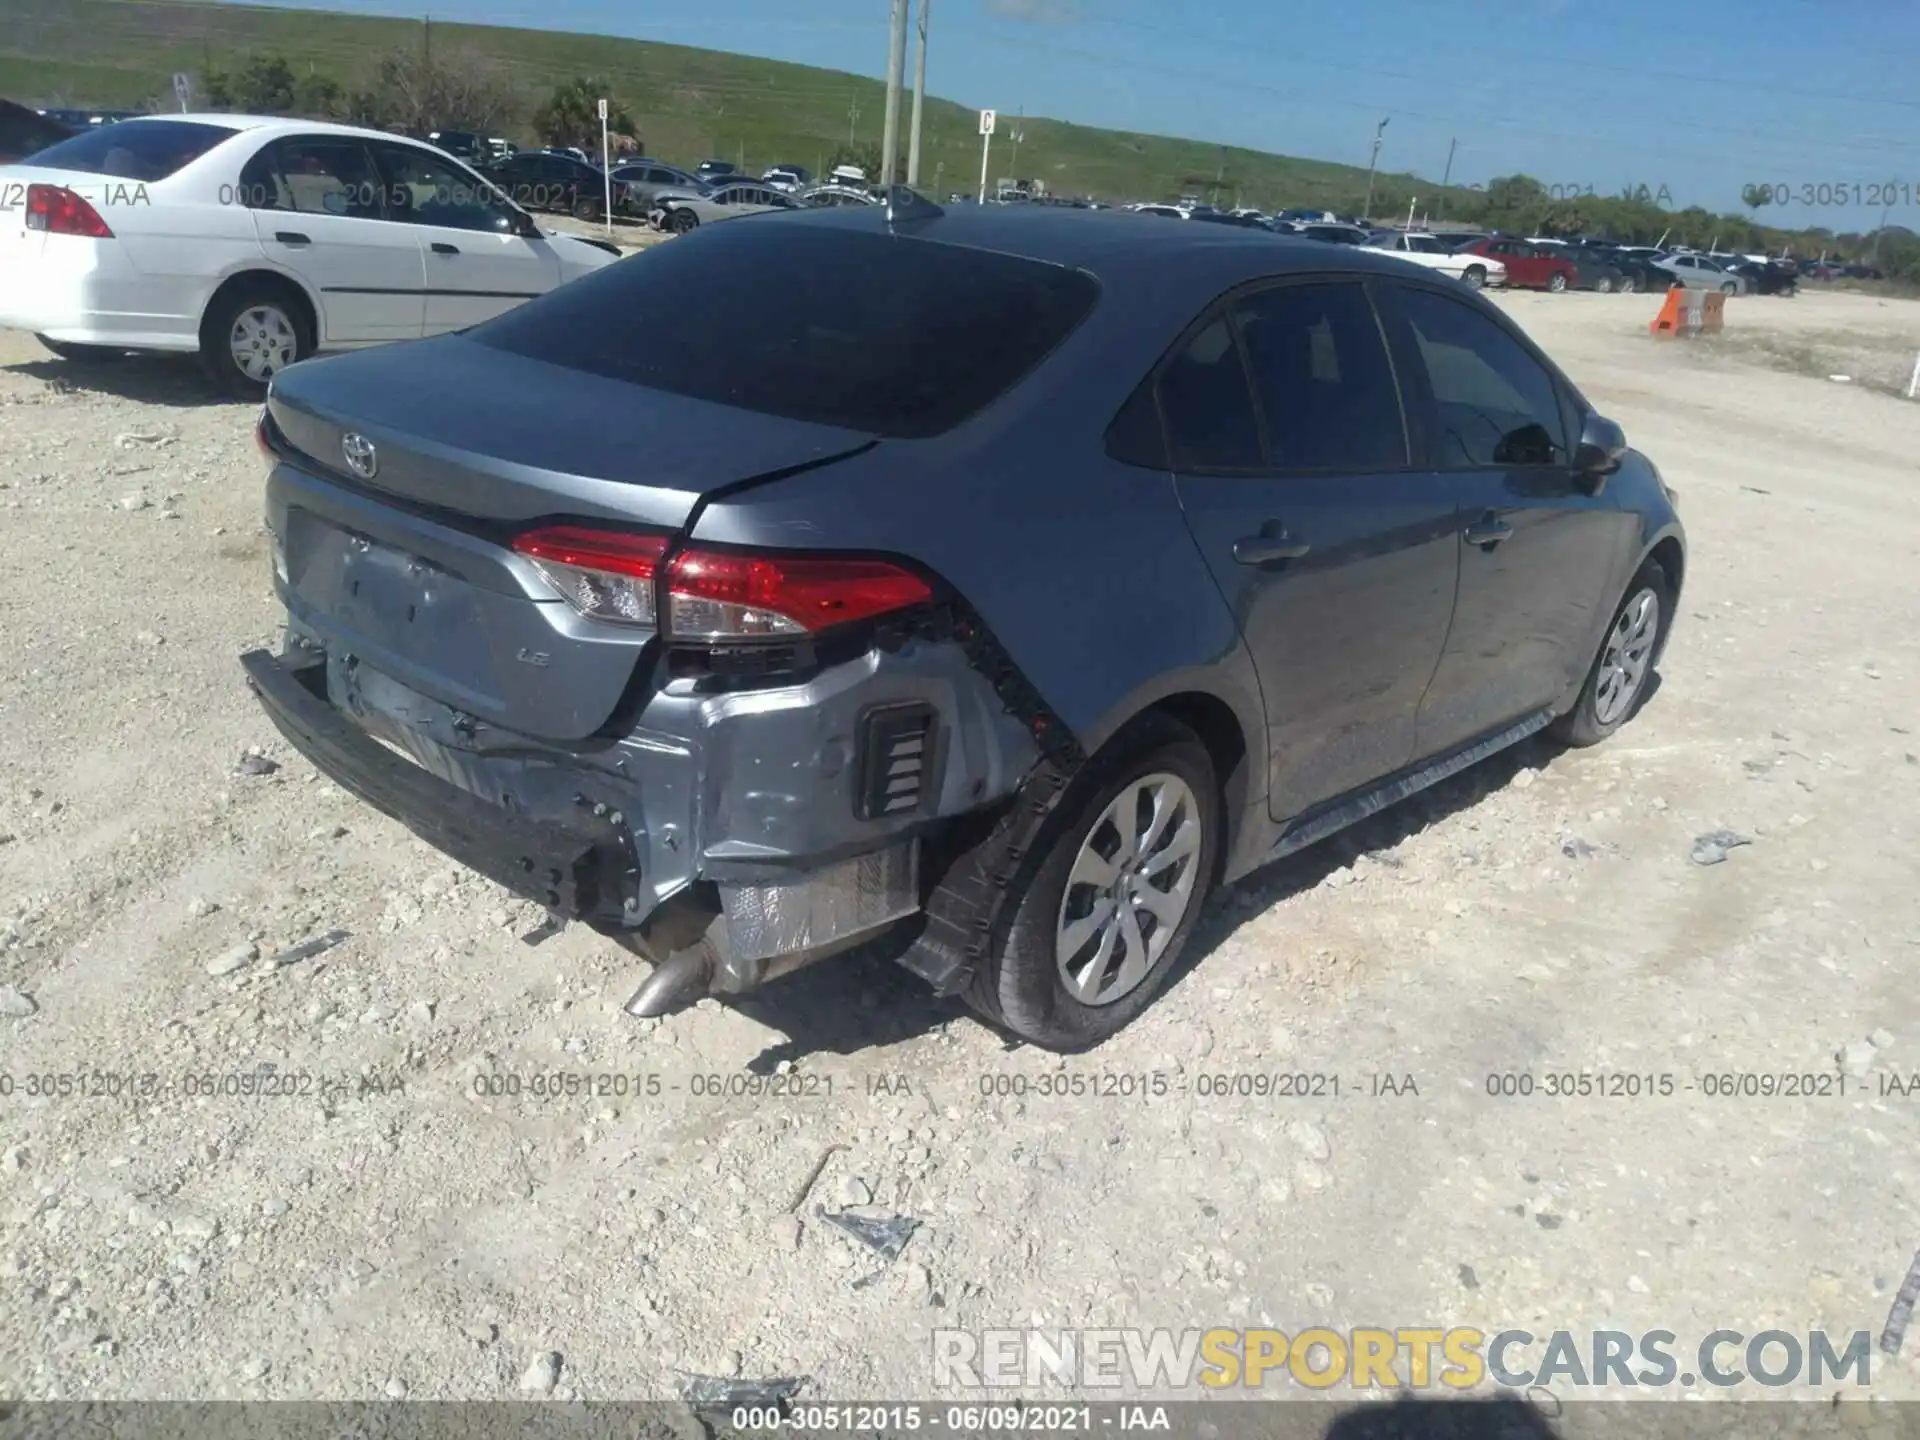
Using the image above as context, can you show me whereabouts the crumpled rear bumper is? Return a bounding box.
[241,647,636,919]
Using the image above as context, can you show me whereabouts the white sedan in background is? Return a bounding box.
[0,115,619,397]
[1361,230,1508,289]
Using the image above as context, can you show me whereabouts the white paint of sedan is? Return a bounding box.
[0,114,617,396]
[1361,230,1509,289]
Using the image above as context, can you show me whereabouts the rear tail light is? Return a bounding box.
[513,526,668,627]
[511,527,932,640]
[25,184,113,238]
[664,548,931,640]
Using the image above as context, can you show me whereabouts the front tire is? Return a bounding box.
[964,715,1218,1050]
[1594,275,1614,293]
[199,284,311,401]
[1551,560,1671,748]
[1547,271,1569,293]
[572,193,603,222]
[1462,264,1487,289]
[668,208,699,234]
[1617,274,1638,295]
[1720,281,1737,296]
[35,336,130,362]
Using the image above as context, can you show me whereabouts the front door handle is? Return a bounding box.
[1232,529,1311,566]
[1463,513,1514,549]
[274,230,311,246]
[431,241,460,255]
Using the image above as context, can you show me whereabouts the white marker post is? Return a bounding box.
[598,97,612,239]
[172,72,191,113]
[977,108,995,205]
[1907,350,1920,400]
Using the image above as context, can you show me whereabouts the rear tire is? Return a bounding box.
[1617,274,1638,295]
[572,193,603,222]
[199,281,312,401]
[1550,560,1672,748]
[1547,271,1569,293]
[35,336,130,362]
[1720,281,1737,296]
[962,714,1219,1050]
[668,208,699,234]
[1594,275,1613,293]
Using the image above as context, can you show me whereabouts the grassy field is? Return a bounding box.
[0,0,1471,212]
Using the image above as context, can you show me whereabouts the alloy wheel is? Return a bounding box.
[1593,587,1659,727]
[1054,772,1203,1007]
[228,304,298,383]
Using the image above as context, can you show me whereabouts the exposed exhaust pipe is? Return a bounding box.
[624,942,715,1017]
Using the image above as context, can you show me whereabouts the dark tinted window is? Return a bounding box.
[1398,287,1567,468]
[472,222,1099,438]
[372,142,512,231]
[1156,316,1262,469]
[1232,282,1406,470]
[21,118,235,180]
[242,138,385,219]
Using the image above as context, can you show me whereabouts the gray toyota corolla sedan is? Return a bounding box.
[241,193,1685,1050]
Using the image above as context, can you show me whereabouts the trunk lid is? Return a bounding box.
[266,334,875,742]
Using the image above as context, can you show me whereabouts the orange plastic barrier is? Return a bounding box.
[1650,286,1727,337]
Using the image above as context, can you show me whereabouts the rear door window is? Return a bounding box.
[241,137,386,220]
[1231,281,1406,471]
[21,117,235,180]
[472,222,1100,438]
[1156,316,1263,470]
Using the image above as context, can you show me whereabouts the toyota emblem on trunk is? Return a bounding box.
[341,432,378,480]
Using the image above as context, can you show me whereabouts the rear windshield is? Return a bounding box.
[471,220,1101,438]
[22,119,235,180]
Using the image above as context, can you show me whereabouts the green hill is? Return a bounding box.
[0,0,1463,212]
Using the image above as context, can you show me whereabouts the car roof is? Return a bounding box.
[767,202,1433,289]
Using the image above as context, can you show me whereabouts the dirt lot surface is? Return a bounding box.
[1,284,1918,1409]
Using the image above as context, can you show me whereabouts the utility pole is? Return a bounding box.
[907,0,930,185]
[1009,105,1024,178]
[423,13,431,63]
[880,0,910,188]
[1438,137,1456,220]
[1360,116,1388,222]
[847,95,860,145]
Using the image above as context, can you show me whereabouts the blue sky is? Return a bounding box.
[256,0,1917,230]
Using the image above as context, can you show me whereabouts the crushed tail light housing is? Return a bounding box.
[513,526,668,627]
[665,548,932,640]
[25,184,113,238]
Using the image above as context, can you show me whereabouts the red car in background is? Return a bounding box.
[1457,237,1580,292]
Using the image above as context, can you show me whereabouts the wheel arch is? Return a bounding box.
[198,266,322,353]
[1078,677,1265,890]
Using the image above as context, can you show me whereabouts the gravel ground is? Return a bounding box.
[0,285,1917,1409]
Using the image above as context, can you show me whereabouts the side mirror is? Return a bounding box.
[1573,413,1627,493]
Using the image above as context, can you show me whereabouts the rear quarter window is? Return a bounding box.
[20,119,236,180]
[470,221,1101,438]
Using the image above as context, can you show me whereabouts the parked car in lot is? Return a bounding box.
[608,160,710,207]
[241,203,1684,1049]
[761,164,812,191]
[1457,237,1580,292]
[0,115,617,396]
[1572,247,1665,294]
[1362,230,1506,288]
[695,159,738,181]
[1299,222,1371,245]
[428,129,487,164]
[1,97,76,163]
[1652,252,1746,295]
[481,149,625,221]
[650,179,796,232]
[1730,258,1798,296]
[797,183,878,208]
[1551,244,1630,293]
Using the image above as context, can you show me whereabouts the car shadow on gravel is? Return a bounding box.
[1316,1394,1564,1440]
[4,355,232,407]
[1166,728,1578,996]
[722,729,1585,1067]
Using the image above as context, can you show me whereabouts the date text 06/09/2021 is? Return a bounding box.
[0,1068,404,1103]
[727,1403,1167,1433]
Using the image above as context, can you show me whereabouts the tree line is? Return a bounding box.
[199,50,637,156]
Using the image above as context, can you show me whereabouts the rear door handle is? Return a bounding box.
[1463,514,1515,549]
[431,241,459,255]
[1232,530,1311,565]
[274,230,310,246]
